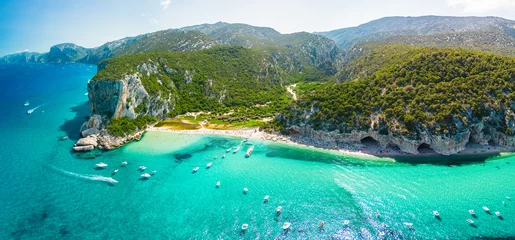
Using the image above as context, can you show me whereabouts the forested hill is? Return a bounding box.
[279,45,515,154]
[88,46,331,130]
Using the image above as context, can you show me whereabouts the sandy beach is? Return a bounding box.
[147,126,515,160]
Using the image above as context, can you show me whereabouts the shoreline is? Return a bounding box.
[146,127,515,160]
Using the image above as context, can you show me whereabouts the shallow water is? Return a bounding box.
[2,63,515,239]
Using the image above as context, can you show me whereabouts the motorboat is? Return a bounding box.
[245,146,254,157]
[282,222,291,230]
[495,211,501,217]
[24,101,29,106]
[193,167,199,172]
[403,222,413,227]
[216,181,220,187]
[141,173,151,178]
[379,231,385,236]
[318,221,325,228]
[276,206,282,212]
[222,154,226,159]
[483,206,490,212]
[151,170,157,175]
[468,210,475,215]
[343,220,350,225]
[375,211,380,217]
[226,148,232,152]
[206,162,212,168]
[433,211,440,217]
[241,224,248,230]
[233,147,240,153]
[139,165,147,170]
[121,161,128,165]
[96,162,108,168]
[113,169,119,173]
[214,155,217,159]
[243,188,248,193]
[264,195,269,202]
[467,219,475,224]
[507,196,511,199]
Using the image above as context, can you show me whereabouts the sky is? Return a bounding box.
[0,0,514,56]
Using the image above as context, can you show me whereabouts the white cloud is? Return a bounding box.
[160,0,171,10]
[148,18,159,24]
[447,0,515,13]
[140,13,146,17]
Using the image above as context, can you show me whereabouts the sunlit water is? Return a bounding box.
[2,63,515,239]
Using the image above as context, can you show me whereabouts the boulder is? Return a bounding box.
[81,127,99,138]
[76,136,98,147]
[73,145,94,152]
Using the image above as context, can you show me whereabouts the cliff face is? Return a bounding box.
[87,71,172,127]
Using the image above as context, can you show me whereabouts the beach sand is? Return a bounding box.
[147,126,515,160]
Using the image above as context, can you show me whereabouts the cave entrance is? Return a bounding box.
[417,143,437,154]
[361,136,379,147]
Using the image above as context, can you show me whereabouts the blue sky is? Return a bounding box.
[0,0,514,56]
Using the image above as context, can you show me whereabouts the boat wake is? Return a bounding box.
[27,104,44,114]
[47,165,118,185]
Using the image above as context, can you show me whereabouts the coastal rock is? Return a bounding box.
[76,136,98,147]
[81,127,99,138]
[286,125,471,155]
[88,72,172,121]
[73,145,94,152]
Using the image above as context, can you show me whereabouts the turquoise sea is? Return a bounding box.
[3,63,515,239]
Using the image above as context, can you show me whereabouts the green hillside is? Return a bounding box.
[280,46,515,138]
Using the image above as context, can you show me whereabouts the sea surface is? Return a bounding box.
[2,63,515,239]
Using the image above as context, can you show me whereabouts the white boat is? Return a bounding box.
[245,146,254,157]
[214,155,217,159]
[141,173,151,178]
[282,222,291,230]
[151,170,157,174]
[241,224,248,230]
[243,188,248,193]
[233,147,240,153]
[343,220,350,225]
[139,165,147,170]
[243,138,248,142]
[403,222,413,227]
[246,142,253,145]
[226,148,231,152]
[467,219,475,224]
[495,211,501,217]
[121,161,128,165]
[206,162,212,168]
[84,92,88,96]
[222,154,226,159]
[507,196,511,199]
[379,231,385,236]
[193,167,199,172]
[24,101,29,106]
[216,181,220,187]
[433,211,440,217]
[375,211,380,216]
[469,209,475,215]
[96,162,108,168]
[264,195,269,201]
[318,221,325,228]
[483,206,490,212]
[113,169,118,173]
[276,206,282,212]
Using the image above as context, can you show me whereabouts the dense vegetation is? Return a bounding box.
[281,46,515,138]
[107,115,158,137]
[93,46,331,132]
